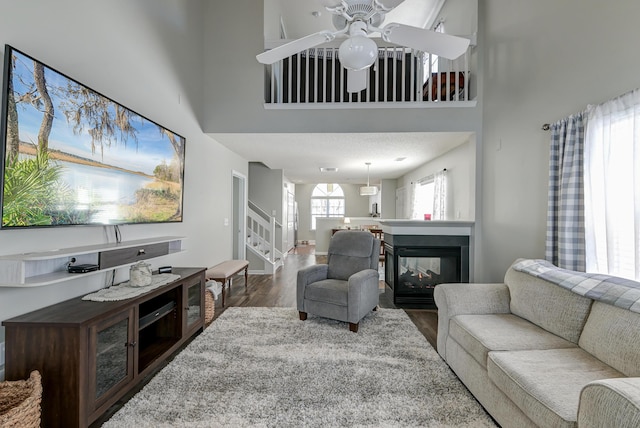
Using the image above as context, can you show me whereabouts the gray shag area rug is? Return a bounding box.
[104,307,496,427]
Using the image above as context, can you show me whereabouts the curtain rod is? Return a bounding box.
[412,168,447,184]
[542,87,638,132]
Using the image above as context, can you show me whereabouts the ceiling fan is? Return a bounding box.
[256,0,470,93]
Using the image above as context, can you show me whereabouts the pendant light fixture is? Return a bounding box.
[360,162,378,196]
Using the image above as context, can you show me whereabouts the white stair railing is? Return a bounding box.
[260,38,474,107]
[247,207,278,264]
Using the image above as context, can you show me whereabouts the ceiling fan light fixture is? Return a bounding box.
[338,34,378,71]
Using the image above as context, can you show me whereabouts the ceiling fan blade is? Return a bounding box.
[347,69,367,93]
[375,0,406,11]
[383,23,470,60]
[256,32,335,64]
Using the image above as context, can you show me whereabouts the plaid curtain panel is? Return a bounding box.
[545,112,587,271]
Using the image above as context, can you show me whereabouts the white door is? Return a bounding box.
[232,172,247,260]
[285,190,295,253]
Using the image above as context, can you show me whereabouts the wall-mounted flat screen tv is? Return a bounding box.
[0,45,185,229]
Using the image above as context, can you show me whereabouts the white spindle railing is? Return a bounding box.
[247,207,277,263]
[261,39,473,107]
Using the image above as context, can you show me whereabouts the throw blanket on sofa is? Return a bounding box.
[513,259,640,313]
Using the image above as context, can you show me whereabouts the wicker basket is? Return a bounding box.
[0,370,42,428]
[204,287,215,326]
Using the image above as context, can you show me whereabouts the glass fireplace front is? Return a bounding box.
[397,249,460,293]
[384,234,469,308]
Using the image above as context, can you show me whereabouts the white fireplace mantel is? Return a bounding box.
[378,220,474,236]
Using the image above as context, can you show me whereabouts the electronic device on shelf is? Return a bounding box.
[67,264,99,273]
[158,266,172,274]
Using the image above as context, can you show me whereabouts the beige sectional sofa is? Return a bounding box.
[434,259,640,428]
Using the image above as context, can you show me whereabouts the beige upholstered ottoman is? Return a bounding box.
[205,260,249,306]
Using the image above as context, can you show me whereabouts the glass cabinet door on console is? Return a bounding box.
[185,276,204,333]
[2,267,205,428]
[88,308,135,411]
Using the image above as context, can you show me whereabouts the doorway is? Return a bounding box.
[232,171,247,260]
[285,190,296,253]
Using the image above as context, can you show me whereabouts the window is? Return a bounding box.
[412,179,435,220]
[310,183,345,230]
[585,89,640,280]
[411,170,447,220]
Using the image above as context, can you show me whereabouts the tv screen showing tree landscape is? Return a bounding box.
[0,45,185,229]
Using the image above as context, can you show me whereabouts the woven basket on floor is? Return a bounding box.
[205,288,215,326]
[0,370,42,428]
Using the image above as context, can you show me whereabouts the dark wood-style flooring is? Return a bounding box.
[92,245,438,426]
[212,244,439,348]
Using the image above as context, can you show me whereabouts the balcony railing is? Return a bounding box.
[261,39,475,109]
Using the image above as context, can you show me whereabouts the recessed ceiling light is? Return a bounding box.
[395,157,407,162]
[320,167,338,172]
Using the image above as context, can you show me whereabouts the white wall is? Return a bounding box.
[438,0,478,35]
[202,0,483,134]
[380,179,397,219]
[0,0,248,344]
[248,162,285,263]
[397,138,476,220]
[264,0,286,40]
[249,162,284,219]
[478,0,640,281]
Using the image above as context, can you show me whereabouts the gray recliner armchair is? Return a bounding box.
[297,230,380,332]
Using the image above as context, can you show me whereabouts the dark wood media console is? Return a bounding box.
[2,267,205,428]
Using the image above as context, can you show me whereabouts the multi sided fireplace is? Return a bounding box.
[384,234,469,308]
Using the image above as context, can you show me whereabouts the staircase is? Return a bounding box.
[247,203,284,274]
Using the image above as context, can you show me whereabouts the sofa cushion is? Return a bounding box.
[303,279,348,306]
[450,314,576,368]
[488,348,624,428]
[579,301,640,376]
[504,262,592,343]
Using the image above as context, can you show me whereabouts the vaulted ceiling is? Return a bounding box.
[212,0,472,185]
[272,0,444,39]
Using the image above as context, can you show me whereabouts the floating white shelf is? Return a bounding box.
[0,236,184,287]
